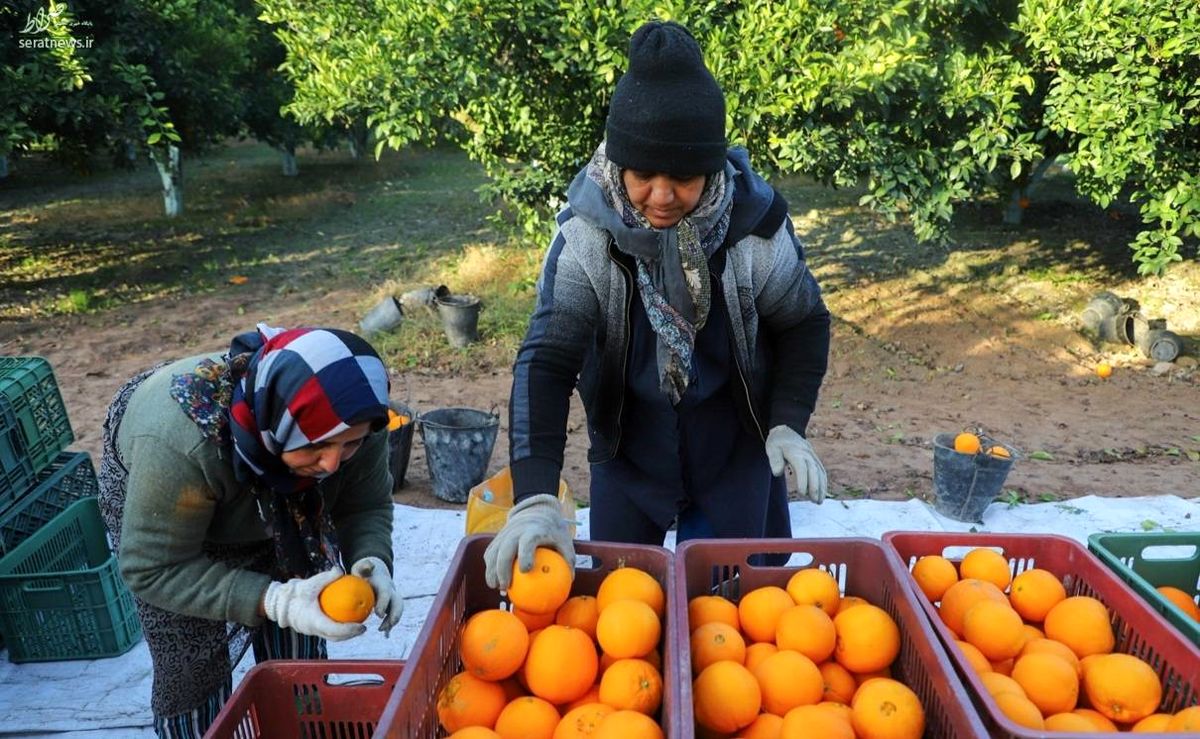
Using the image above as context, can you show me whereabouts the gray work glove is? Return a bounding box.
[483,493,576,591]
[765,425,828,504]
[351,556,403,637]
[263,568,366,642]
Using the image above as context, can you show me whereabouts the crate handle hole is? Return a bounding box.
[737,551,814,568]
[574,554,599,572]
[940,544,1004,561]
[324,673,386,687]
[1140,545,1197,562]
[22,579,65,593]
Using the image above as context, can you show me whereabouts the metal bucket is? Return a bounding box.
[417,407,499,503]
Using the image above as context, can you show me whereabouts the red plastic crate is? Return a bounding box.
[204,660,404,739]
[884,531,1200,738]
[674,538,988,738]
[374,534,678,738]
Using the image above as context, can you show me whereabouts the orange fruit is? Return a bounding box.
[448,728,501,739]
[852,666,893,687]
[596,567,664,617]
[1008,568,1066,622]
[524,625,597,705]
[1156,586,1200,620]
[820,701,854,723]
[1011,653,1079,716]
[850,678,925,739]
[939,579,1007,637]
[1018,638,1081,678]
[1043,713,1099,731]
[993,692,1044,730]
[318,574,375,623]
[563,685,600,712]
[785,568,842,617]
[738,586,795,643]
[751,649,824,716]
[1072,707,1120,731]
[1044,596,1115,658]
[461,609,530,681]
[553,703,614,739]
[775,604,836,663]
[911,555,959,602]
[988,445,1011,459]
[832,603,901,673]
[740,712,785,739]
[592,710,663,739]
[688,595,740,632]
[955,640,993,675]
[960,548,1012,592]
[954,432,982,454]
[555,596,600,640]
[1095,363,1113,379]
[598,658,662,715]
[508,548,572,615]
[979,672,1026,700]
[989,657,1014,676]
[962,600,1026,661]
[693,660,762,733]
[689,621,746,675]
[781,704,855,739]
[818,661,858,705]
[494,696,560,739]
[437,671,508,734]
[386,409,410,431]
[1130,713,1173,732]
[1167,706,1200,731]
[513,606,557,631]
[596,599,660,659]
[1021,624,1045,643]
[1082,653,1162,724]
[743,641,778,672]
[837,595,870,614]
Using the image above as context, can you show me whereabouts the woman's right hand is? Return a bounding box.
[262,568,367,641]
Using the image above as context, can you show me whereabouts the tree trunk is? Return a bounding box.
[0,154,8,179]
[125,140,139,164]
[152,145,183,217]
[281,145,298,176]
[1003,156,1057,226]
[348,122,369,160]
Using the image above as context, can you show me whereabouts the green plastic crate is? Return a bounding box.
[0,497,141,663]
[0,451,98,556]
[0,357,74,509]
[1088,531,1200,646]
[0,401,35,513]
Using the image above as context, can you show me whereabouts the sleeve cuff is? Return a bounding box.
[511,457,562,503]
[228,570,273,626]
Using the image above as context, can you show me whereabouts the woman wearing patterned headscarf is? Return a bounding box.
[97,324,402,738]
[486,20,832,588]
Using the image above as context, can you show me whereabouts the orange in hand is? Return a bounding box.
[319,574,375,623]
[508,548,572,615]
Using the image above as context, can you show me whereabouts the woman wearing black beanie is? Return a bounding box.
[485,20,832,585]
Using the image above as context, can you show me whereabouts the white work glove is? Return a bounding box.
[483,493,576,591]
[263,568,366,642]
[765,425,828,504]
[351,556,403,637]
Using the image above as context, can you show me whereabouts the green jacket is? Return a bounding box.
[115,354,395,627]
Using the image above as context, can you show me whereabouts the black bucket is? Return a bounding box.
[931,433,1016,523]
[436,294,482,348]
[418,407,499,503]
[386,401,416,491]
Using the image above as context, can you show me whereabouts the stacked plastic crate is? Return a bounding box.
[0,356,141,662]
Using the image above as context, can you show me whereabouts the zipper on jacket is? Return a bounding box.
[610,247,635,457]
[712,269,766,442]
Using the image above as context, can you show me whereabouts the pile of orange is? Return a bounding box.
[386,408,410,431]
[953,432,1009,460]
[911,547,1200,732]
[436,547,667,739]
[687,568,925,738]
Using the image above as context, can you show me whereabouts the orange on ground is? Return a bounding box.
[911,555,959,602]
[962,600,1026,661]
[960,548,1012,592]
[596,599,660,659]
[752,649,824,716]
[448,728,501,739]
[597,658,662,715]
[1043,713,1099,731]
[1095,363,1113,379]
[1156,586,1200,620]
[1008,568,1067,623]
[523,625,598,705]
[832,603,901,673]
[738,586,796,643]
[785,568,842,617]
[1081,653,1162,724]
[555,595,600,640]
[693,660,762,733]
[437,671,508,734]
[837,595,870,614]
[494,696,560,739]
[689,621,746,675]
[850,678,926,739]
[1011,653,1079,717]
[1072,707,1120,731]
[512,606,556,631]
[740,712,785,739]
[508,548,572,615]
[954,432,982,454]
[743,641,778,673]
[318,574,375,623]
[939,579,1008,637]
[819,661,858,705]
[1018,638,1081,678]
[688,594,740,632]
[1167,706,1200,731]
[776,604,836,663]
[595,567,665,617]
[1130,713,1173,732]
[461,609,530,681]
[1044,596,1115,658]
[552,703,614,739]
[592,710,663,739]
[993,692,1044,730]
[955,640,993,675]
[979,672,1026,700]
[781,704,854,739]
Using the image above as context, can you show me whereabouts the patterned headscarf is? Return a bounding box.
[171,324,390,577]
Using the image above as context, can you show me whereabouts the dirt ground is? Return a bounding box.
[2,147,1198,513]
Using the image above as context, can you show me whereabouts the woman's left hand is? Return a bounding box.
[351,556,403,635]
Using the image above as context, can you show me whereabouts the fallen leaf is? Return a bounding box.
[229,275,250,285]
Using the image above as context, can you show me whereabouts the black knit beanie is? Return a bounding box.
[605,21,727,176]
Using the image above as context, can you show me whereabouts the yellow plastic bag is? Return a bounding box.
[465,466,576,536]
